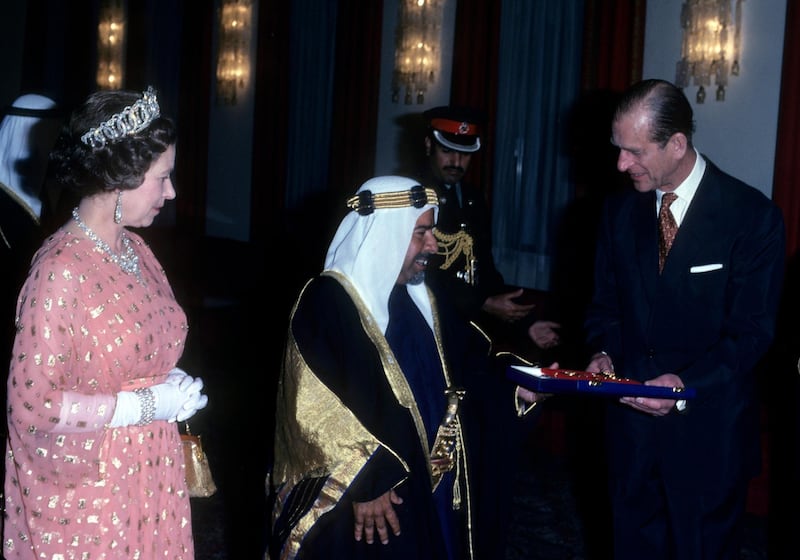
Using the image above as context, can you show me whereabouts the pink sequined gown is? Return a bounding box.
[3,228,194,559]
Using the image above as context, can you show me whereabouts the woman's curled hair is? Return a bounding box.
[49,88,176,198]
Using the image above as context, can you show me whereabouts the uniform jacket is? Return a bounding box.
[425,179,506,319]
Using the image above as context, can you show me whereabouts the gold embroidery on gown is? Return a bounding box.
[3,228,193,559]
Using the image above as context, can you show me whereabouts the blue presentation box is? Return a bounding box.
[507,365,696,400]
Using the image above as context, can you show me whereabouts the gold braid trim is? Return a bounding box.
[321,270,430,467]
[430,388,466,489]
[430,289,476,557]
[433,228,476,285]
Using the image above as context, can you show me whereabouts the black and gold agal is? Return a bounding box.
[346,184,438,215]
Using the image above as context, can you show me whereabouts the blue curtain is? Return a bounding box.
[492,0,585,290]
[285,0,338,210]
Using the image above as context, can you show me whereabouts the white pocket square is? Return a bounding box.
[690,263,723,273]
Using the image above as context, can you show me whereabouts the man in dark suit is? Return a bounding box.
[584,79,785,560]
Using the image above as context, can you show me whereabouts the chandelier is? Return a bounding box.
[675,0,743,103]
[96,0,126,90]
[391,0,443,105]
[216,0,252,105]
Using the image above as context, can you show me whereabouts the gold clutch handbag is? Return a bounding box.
[181,422,217,498]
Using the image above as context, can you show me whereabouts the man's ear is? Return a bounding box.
[669,132,688,158]
[424,136,432,155]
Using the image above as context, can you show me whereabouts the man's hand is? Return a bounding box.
[516,362,558,407]
[353,489,403,545]
[620,373,685,416]
[482,288,535,322]
[528,320,561,349]
[586,352,614,374]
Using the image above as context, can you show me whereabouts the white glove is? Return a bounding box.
[165,367,190,387]
[108,368,209,427]
[109,391,141,427]
[175,377,209,421]
[151,381,195,422]
[165,367,209,421]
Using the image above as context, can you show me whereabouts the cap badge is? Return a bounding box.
[458,121,470,135]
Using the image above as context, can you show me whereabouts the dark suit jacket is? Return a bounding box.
[585,159,785,488]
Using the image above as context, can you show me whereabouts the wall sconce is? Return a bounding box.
[391,0,443,105]
[96,0,126,90]
[216,0,252,105]
[675,0,743,103]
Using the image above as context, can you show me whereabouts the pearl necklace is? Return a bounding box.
[71,207,142,280]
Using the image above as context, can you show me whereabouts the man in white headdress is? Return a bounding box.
[0,92,63,523]
[0,94,62,221]
[0,94,63,368]
[0,93,62,290]
[268,176,543,560]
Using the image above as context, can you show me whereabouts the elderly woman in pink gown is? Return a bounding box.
[3,86,209,559]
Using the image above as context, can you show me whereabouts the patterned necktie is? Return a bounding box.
[658,192,678,273]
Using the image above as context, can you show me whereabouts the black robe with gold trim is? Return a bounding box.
[269,272,506,559]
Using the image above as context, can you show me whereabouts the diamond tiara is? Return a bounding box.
[80,86,161,149]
